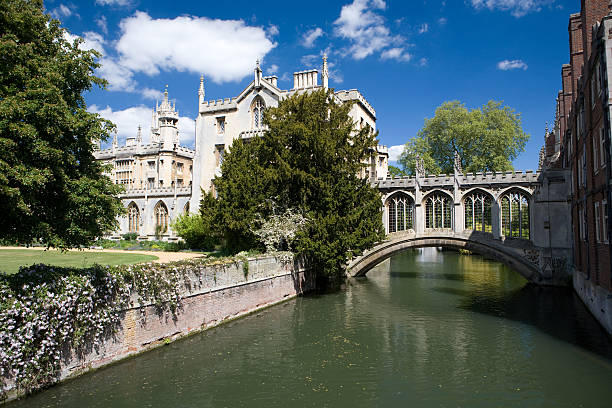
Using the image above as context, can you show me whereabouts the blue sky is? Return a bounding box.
[48,0,576,170]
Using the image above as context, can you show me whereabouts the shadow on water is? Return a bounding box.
[389,271,469,281]
[434,283,612,361]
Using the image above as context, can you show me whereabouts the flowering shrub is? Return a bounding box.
[252,208,308,253]
[0,254,268,398]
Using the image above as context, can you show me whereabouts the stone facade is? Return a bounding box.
[94,88,195,240]
[189,56,389,209]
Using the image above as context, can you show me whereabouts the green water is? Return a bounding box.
[11,249,612,407]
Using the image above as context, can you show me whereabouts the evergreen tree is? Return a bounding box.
[0,0,124,247]
[214,89,385,282]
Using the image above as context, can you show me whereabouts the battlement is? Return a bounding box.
[120,186,192,198]
[200,97,238,112]
[376,170,541,188]
[335,89,376,119]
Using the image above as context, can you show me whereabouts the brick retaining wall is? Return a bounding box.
[4,255,314,402]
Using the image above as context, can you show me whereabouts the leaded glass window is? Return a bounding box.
[386,193,414,233]
[425,193,452,229]
[128,203,139,234]
[500,191,530,239]
[464,191,493,232]
[154,201,169,233]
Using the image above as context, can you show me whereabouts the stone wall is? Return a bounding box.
[4,255,313,402]
[574,269,612,336]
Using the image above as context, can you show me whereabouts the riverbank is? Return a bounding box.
[1,254,313,403]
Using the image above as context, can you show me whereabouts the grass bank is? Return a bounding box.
[0,249,158,275]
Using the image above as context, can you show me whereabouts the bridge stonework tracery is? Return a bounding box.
[349,167,574,285]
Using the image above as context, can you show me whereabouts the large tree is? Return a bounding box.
[213,89,385,283]
[399,100,529,175]
[0,0,124,248]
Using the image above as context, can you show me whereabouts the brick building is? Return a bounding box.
[553,0,612,333]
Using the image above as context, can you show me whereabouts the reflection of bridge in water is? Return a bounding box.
[349,167,573,285]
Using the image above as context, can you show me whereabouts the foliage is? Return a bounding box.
[172,192,220,250]
[0,252,274,397]
[0,0,124,248]
[251,208,308,253]
[122,233,138,241]
[388,165,407,178]
[154,225,167,241]
[215,89,385,283]
[398,101,529,175]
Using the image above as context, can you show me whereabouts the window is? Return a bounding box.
[603,200,609,243]
[464,191,493,232]
[594,131,600,171]
[216,117,225,134]
[147,178,155,189]
[251,97,265,129]
[425,193,453,229]
[386,193,414,233]
[579,207,587,241]
[127,203,139,234]
[154,201,169,233]
[215,144,225,167]
[177,179,183,187]
[501,191,530,239]
[148,161,155,170]
[595,202,602,243]
[600,127,606,169]
[176,162,184,173]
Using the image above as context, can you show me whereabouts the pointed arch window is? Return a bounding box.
[386,193,414,233]
[500,191,530,239]
[128,203,140,234]
[425,192,453,229]
[154,201,169,233]
[251,97,265,129]
[464,191,493,233]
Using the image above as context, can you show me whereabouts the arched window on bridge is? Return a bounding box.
[500,191,530,239]
[464,191,493,233]
[386,193,414,233]
[127,202,139,234]
[425,192,453,229]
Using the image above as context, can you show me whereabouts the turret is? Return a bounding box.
[322,53,329,90]
[157,85,180,150]
[198,74,205,106]
[254,59,262,88]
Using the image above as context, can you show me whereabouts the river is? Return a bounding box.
[10,248,612,407]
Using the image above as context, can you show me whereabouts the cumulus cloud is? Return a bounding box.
[381,47,411,62]
[267,64,279,74]
[334,0,410,61]
[50,4,74,20]
[470,0,554,17]
[115,12,276,83]
[388,145,405,162]
[95,0,132,6]
[497,59,528,70]
[302,27,324,48]
[267,25,280,36]
[89,104,196,146]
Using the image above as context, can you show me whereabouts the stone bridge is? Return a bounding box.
[349,166,574,285]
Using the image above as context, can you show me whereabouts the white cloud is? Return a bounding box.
[497,59,528,70]
[140,88,163,100]
[267,25,279,36]
[89,104,196,146]
[268,64,279,74]
[115,12,276,83]
[470,0,554,17]
[381,47,411,62]
[302,27,324,48]
[438,17,447,25]
[95,0,132,6]
[51,4,73,19]
[418,23,429,34]
[96,15,108,34]
[388,145,405,162]
[334,0,410,61]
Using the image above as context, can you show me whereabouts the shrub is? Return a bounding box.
[172,213,218,250]
[122,233,138,241]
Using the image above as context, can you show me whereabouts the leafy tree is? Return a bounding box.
[388,165,406,178]
[214,89,385,283]
[173,192,220,250]
[399,100,529,175]
[0,0,123,248]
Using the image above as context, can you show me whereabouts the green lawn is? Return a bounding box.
[0,249,158,275]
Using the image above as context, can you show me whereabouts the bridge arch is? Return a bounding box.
[347,232,541,283]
